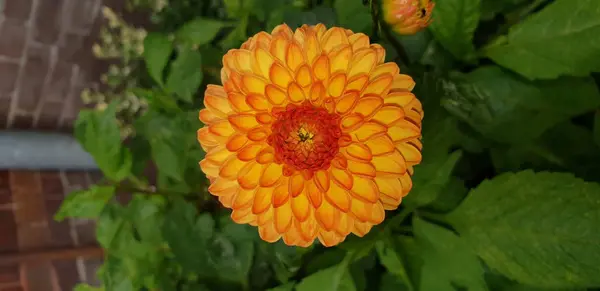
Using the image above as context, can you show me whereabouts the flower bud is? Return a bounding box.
[383,0,435,35]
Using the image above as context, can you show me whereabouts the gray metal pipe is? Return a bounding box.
[0,131,98,170]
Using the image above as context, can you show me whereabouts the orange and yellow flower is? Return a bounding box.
[383,0,435,35]
[197,24,423,247]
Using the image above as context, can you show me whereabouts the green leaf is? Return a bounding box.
[413,217,488,291]
[74,284,104,291]
[375,239,414,290]
[443,66,600,143]
[483,0,600,80]
[446,170,600,288]
[75,102,132,181]
[162,197,215,274]
[404,150,462,208]
[480,0,527,20]
[594,110,600,148]
[128,195,165,244]
[428,0,480,61]
[165,48,203,102]
[267,282,295,291]
[335,0,371,34]
[54,186,116,221]
[296,264,356,291]
[176,18,232,46]
[143,32,173,85]
[101,256,136,291]
[379,273,409,291]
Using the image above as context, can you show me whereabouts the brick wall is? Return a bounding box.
[0,0,110,131]
[1,170,104,291]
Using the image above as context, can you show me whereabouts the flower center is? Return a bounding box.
[268,102,342,172]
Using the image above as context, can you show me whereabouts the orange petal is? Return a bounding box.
[345,74,369,92]
[253,187,273,214]
[298,215,318,242]
[256,147,275,164]
[205,145,232,164]
[313,54,330,81]
[352,95,383,117]
[270,35,289,61]
[363,74,393,96]
[372,150,407,176]
[260,163,283,187]
[253,47,275,79]
[209,120,235,137]
[228,92,253,112]
[237,143,263,161]
[204,85,231,116]
[273,181,290,208]
[328,73,346,98]
[295,64,313,87]
[289,173,305,197]
[348,33,369,51]
[350,176,379,203]
[220,158,246,180]
[269,62,293,88]
[306,180,323,208]
[256,112,273,124]
[340,114,364,132]
[331,168,353,190]
[348,49,376,78]
[318,230,343,247]
[233,188,255,209]
[275,202,293,234]
[335,91,358,114]
[329,45,352,73]
[199,109,221,124]
[199,159,219,178]
[259,222,281,243]
[345,143,373,161]
[352,221,372,237]
[347,159,376,177]
[321,27,349,53]
[238,162,262,190]
[288,82,306,103]
[375,177,403,201]
[372,105,405,126]
[231,207,255,224]
[397,143,422,164]
[335,213,353,236]
[197,127,220,148]
[325,182,351,212]
[208,177,237,195]
[389,122,421,143]
[265,84,287,105]
[286,42,305,72]
[390,74,415,92]
[399,173,413,196]
[247,127,269,142]
[371,63,399,80]
[309,81,326,104]
[242,74,268,95]
[314,170,330,192]
[352,122,387,141]
[292,193,311,222]
[315,200,338,231]
[365,135,395,156]
[350,198,373,222]
[246,94,271,111]
[229,114,259,132]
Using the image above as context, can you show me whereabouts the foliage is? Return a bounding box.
[58,0,600,290]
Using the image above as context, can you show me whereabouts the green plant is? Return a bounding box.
[58,0,600,290]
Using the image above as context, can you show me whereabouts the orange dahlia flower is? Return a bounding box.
[383,0,435,35]
[197,24,423,247]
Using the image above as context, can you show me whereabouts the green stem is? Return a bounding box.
[417,210,448,225]
[381,24,411,65]
[384,206,416,233]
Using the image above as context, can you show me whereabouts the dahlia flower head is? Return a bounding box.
[197,24,423,247]
[383,0,435,35]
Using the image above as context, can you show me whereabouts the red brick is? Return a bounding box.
[44,61,74,102]
[3,0,33,21]
[75,221,96,245]
[86,171,103,184]
[0,210,18,252]
[67,0,100,32]
[11,114,34,130]
[0,286,24,291]
[32,0,65,45]
[0,171,10,204]
[9,171,46,226]
[0,98,9,129]
[0,265,19,285]
[21,263,55,291]
[17,46,51,111]
[58,33,86,63]
[0,19,27,59]
[0,61,20,95]
[53,261,79,291]
[36,101,64,130]
[83,258,102,286]
[65,171,89,189]
[40,172,65,200]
